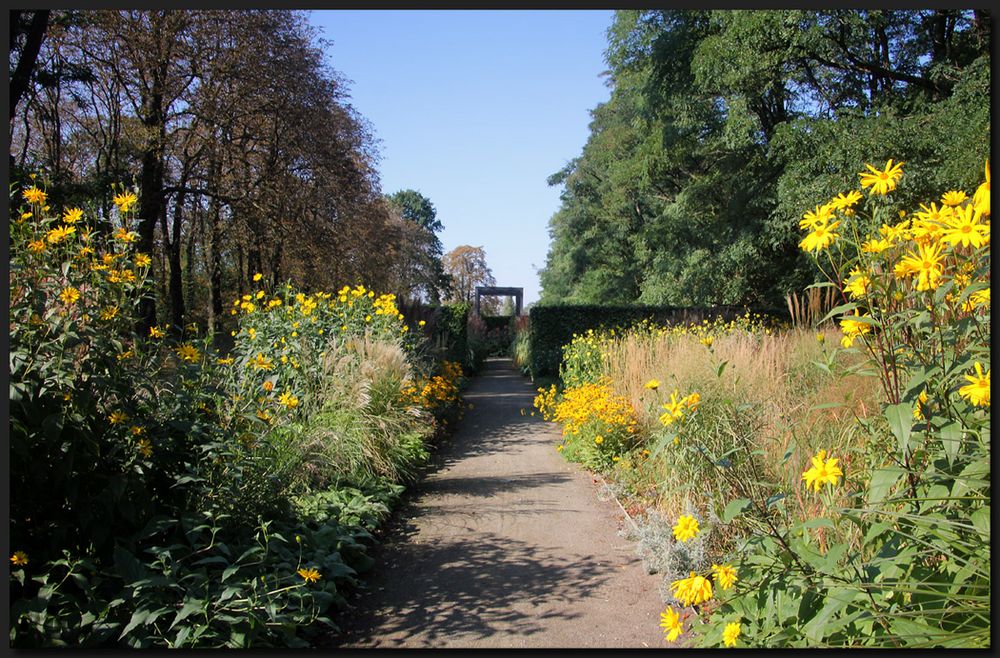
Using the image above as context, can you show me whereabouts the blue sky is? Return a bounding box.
[307,10,615,305]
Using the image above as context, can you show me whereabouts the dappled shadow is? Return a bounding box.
[332,531,614,647]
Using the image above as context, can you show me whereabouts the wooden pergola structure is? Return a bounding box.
[475,286,523,316]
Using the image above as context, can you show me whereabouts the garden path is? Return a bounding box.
[327,357,667,648]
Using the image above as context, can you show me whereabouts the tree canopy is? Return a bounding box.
[539,9,991,308]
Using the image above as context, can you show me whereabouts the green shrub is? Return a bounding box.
[527,304,783,379]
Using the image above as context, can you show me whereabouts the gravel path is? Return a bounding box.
[329,358,667,649]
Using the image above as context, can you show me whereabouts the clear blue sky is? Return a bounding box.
[307,10,615,305]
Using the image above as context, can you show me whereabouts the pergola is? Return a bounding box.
[475,286,523,316]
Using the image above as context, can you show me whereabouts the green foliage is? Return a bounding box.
[540,10,990,309]
[687,162,990,647]
[9,186,465,647]
[527,304,781,379]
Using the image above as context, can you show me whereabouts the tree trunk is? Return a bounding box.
[9,10,50,126]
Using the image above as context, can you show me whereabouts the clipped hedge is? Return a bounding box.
[527,304,784,379]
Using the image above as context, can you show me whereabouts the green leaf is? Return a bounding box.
[884,403,914,456]
[716,360,729,378]
[722,498,751,523]
[119,608,151,639]
[802,588,859,644]
[819,302,859,326]
[168,600,205,630]
[868,467,905,505]
[939,421,963,466]
[969,506,990,543]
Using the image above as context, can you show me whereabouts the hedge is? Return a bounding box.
[527,304,785,379]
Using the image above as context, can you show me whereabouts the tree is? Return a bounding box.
[540,9,990,308]
[442,245,498,313]
[385,189,450,303]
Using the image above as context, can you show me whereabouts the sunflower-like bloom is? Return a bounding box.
[645,379,660,390]
[941,205,990,249]
[113,191,138,213]
[23,186,47,205]
[829,190,863,210]
[671,571,713,607]
[860,237,892,254]
[958,362,990,407]
[799,220,841,253]
[973,160,990,217]
[175,343,201,363]
[712,563,738,590]
[802,448,843,491]
[672,514,700,542]
[660,390,686,426]
[660,607,684,642]
[800,204,834,230]
[839,315,872,348]
[63,207,84,223]
[940,190,968,207]
[859,159,904,195]
[897,241,945,291]
[843,267,871,299]
[723,622,742,648]
[297,567,321,583]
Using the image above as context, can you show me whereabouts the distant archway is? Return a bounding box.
[475,286,523,316]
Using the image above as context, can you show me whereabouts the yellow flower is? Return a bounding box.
[23,186,47,205]
[136,438,153,458]
[418,320,426,327]
[897,241,945,291]
[262,380,274,392]
[113,191,138,213]
[109,410,129,425]
[829,190,863,210]
[972,160,990,217]
[10,551,29,567]
[670,571,713,607]
[860,237,892,254]
[46,225,76,244]
[278,391,300,409]
[594,435,604,445]
[59,287,81,305]
[175,343,201,363]
[135,253,152,268]
[958,362,990,407]
[644,379,661,390]
[940,204,990,249]
[723,622,741,648]
[843,267,871,299]
[798,220,841,253]
[253,272,263,281]
[113,227,138,243]
[659,607,683,642]
[940,190,968,207]
[217,356,234,365]
[700,336,714,348]
[799,204,834,230]
[712,564,738,590]
[63,207,84,223]
[297,567,321,583]
[672,514,700,542]
[28,239,46,253]
[914,388,929,420]
[682,391,701,411]
[250,353,274,371]
[859,159,904,195]
[149,325,165,339]
[100,306,119,321]
[801,448,843,492]
[660,390,686,426]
